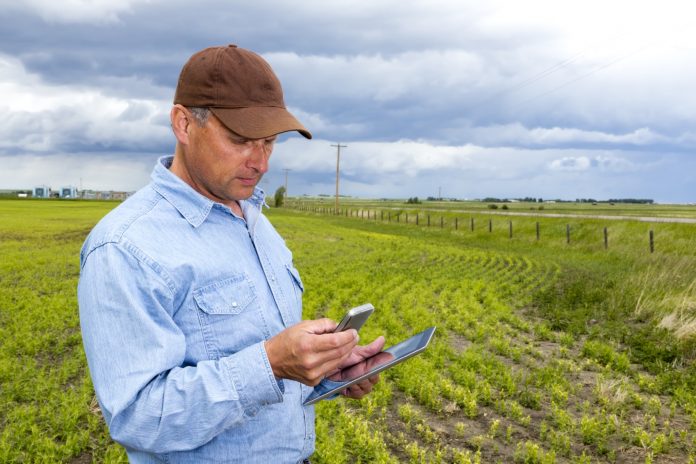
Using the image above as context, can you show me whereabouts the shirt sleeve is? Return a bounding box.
[78,241,284,453]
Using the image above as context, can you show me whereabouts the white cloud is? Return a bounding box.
[267,49,485,104]
[0,153,157,191]
[286,106,365,139]
[1,0,695,202]
[12,0,154,23]
[270,136,682,201]
[275,138,477,178]
[459,124,668,147]
[0,54,171,153]
[548,154,641,173]
[549,156,591,171]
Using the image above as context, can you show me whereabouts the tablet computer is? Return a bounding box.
[303,326,436,405]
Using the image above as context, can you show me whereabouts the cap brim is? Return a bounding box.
[210,107,312,140]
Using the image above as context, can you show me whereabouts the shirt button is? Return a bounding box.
[232,302,238,308]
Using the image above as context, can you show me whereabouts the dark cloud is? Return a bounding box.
[0,1,694,201]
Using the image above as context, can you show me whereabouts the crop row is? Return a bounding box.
[276,211,696,463]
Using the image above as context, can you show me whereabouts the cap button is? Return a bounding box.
[228,44,238,48]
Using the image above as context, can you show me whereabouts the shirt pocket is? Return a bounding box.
[193,275,266,359]
[193,275,256,315]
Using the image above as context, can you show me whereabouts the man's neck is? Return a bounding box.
[229,200,244,218]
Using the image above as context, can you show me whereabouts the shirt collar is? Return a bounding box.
[151,156,266,228]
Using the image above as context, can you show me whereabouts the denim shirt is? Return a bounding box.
[78,156,315,463]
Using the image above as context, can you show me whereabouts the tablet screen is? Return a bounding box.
[303,326,436,405]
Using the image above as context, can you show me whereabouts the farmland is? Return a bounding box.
[1,198,696,462]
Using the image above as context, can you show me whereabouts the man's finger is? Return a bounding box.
[311,329,359,354]
[338,335,386,369]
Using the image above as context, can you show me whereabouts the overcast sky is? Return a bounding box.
[1,0,695,202]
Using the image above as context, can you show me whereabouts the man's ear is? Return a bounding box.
[170,104,191,145]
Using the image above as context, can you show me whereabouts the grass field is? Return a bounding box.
[290,198,696,220]
[1,198,696,463]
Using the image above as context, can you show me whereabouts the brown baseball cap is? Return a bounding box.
[174,44,312,139]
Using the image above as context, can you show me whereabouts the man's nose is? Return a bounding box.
[247,141,270,173]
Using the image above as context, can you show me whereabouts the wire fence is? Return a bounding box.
[290,205,660,253]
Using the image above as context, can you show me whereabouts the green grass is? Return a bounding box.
[289,197,696,219]
[2,198,696,462]
[0,200,125,463]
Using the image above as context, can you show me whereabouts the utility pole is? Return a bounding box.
[283,168,291,202]
[331,143,347,213]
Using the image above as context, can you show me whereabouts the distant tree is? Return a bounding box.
[488,204,498,210]
[274,186,286,207]
[406,197,421,204]
[502,204,509,210]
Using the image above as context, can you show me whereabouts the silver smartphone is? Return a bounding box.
[334,303,374,333]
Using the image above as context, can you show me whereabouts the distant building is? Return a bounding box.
[111,191,130,201]
[60,186,78,198]
[33,186,50,198]
[78,190,133,201]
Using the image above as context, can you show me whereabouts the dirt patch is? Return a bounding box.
[69,452,92,464]
[449,332,473,353]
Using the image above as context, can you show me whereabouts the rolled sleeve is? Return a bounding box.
[221,342,284,417]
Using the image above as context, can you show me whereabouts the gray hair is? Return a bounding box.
[187,107,210,127]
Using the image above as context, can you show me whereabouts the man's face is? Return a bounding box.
[178,110,276,206]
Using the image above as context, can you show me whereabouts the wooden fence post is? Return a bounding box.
[536,222,540,241]
[440,216,444,228]
[509,220,512,239]
[455,218,458,230]
[489,219,492,233]
[427,215,431,227]
[566,224,570,244]
[604,227,608,249]
[650,230,654,253]
[471,218,474,231]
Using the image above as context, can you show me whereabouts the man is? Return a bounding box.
[78,45,384,463]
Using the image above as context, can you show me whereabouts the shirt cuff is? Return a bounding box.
[220,341,284,417]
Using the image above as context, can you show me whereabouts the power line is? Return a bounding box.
[510,45,647,111]
[469,51,586,112]
[471,29,653,115]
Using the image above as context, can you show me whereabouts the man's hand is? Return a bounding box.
[264,319,358,386]
[329,335,387,399]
